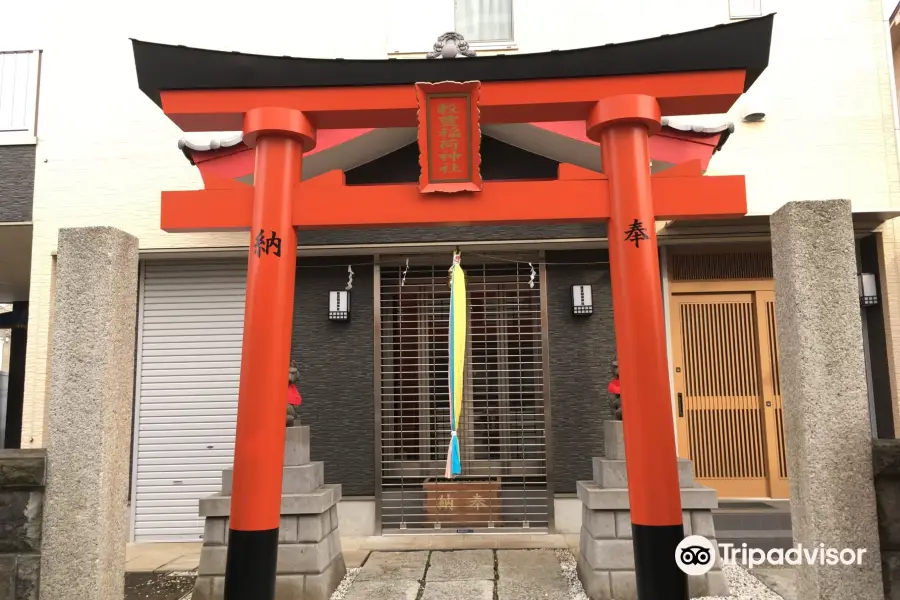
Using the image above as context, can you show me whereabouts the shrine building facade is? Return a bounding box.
[2,0,900,544]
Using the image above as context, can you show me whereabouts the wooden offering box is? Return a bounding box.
[424,477,501,527]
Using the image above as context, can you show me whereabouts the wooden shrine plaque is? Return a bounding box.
[415,81,483,194]
[424,477,501,527]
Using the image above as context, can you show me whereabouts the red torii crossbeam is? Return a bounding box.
[131,16,774,599]
[161,160,745,232]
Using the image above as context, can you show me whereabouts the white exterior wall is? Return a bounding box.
[11,0,900,447]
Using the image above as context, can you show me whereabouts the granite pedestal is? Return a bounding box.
[576,420,727,599]
[192,426,346,600]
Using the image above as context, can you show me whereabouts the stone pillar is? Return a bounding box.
[39,227,139,600]
[770,200,883,599]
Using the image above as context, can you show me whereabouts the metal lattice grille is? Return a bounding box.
[379,259,549,532]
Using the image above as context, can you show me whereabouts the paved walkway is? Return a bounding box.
[752,568,796,600]
[345,549,569,600]
[125,534,579,572]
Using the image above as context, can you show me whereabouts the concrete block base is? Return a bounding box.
[576,552,725,600]
[192,427,346,599]
[593,456,695,489]
[576,510,726,600]
[192,556,347,600]
[576,421,728,600]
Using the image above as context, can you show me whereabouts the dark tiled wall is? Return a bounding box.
[294,136,608,246]
[0,145,35,222]
[297,224,608,247]
[290,258,375,496]
[545,250,616,493]
[872,440,900,597]
[0,449,44,598]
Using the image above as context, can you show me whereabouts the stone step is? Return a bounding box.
[577,480,718,511]
[199,529,342,576]
[593,457,695,489]
[713,510,793,531]
[716,530,795,552]
[222,462,324,495]
[577,551,727,600]
[582,506,716,540]
[202,506,341,546]
[579,532,726,573]
[199,484,342,517]
[193,557,346,600]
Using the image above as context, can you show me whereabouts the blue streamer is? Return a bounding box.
[450,432,462,476]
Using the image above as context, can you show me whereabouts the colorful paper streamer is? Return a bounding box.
[446,250,467,478]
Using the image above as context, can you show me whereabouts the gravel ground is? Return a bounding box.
[329,566,361,600]
[554,549,590,600]
[123,572,195,600]
[552,549,784,600]
[172,567,362,600]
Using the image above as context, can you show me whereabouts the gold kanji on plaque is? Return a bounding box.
[437,494,455,512]
[415,81,482,193]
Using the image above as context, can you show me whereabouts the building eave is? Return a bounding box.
[131,14,774,109]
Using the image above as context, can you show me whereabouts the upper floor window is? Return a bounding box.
[728,0,762,19]
[454,0,514,44]
[0,50,41,144]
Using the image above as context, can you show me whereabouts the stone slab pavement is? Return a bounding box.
[752,567,796,600]
[125,540,371,573]
[126,543,203,573]
[343,549,568,600]
[124,534,577,573]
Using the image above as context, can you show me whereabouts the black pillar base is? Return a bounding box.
[632,523,688,600]
[224,528,279,600]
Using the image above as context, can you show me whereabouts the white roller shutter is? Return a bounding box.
[131,260,246,542]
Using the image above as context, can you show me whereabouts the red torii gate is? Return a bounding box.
[132,15,773,600]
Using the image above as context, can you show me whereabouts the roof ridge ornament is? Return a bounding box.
[427,32,477,59]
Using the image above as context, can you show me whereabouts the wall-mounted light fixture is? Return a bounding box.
[571,285,593,316]
[741,102,766,123]
[859,273,878,307]
[329,290,351,321]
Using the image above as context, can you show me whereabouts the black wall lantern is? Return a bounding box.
[571,284,593,316]
[859,273,878,307]
[329,290,351,321]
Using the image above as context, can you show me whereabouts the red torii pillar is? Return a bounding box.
[588,95,686,599]
[224,107,315,599]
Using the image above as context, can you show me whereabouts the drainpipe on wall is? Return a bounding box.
[880,0,900,436]
[858,243,880,439]
[659,246,680,453]
[884,0,900,157]
[0,305,8,448]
